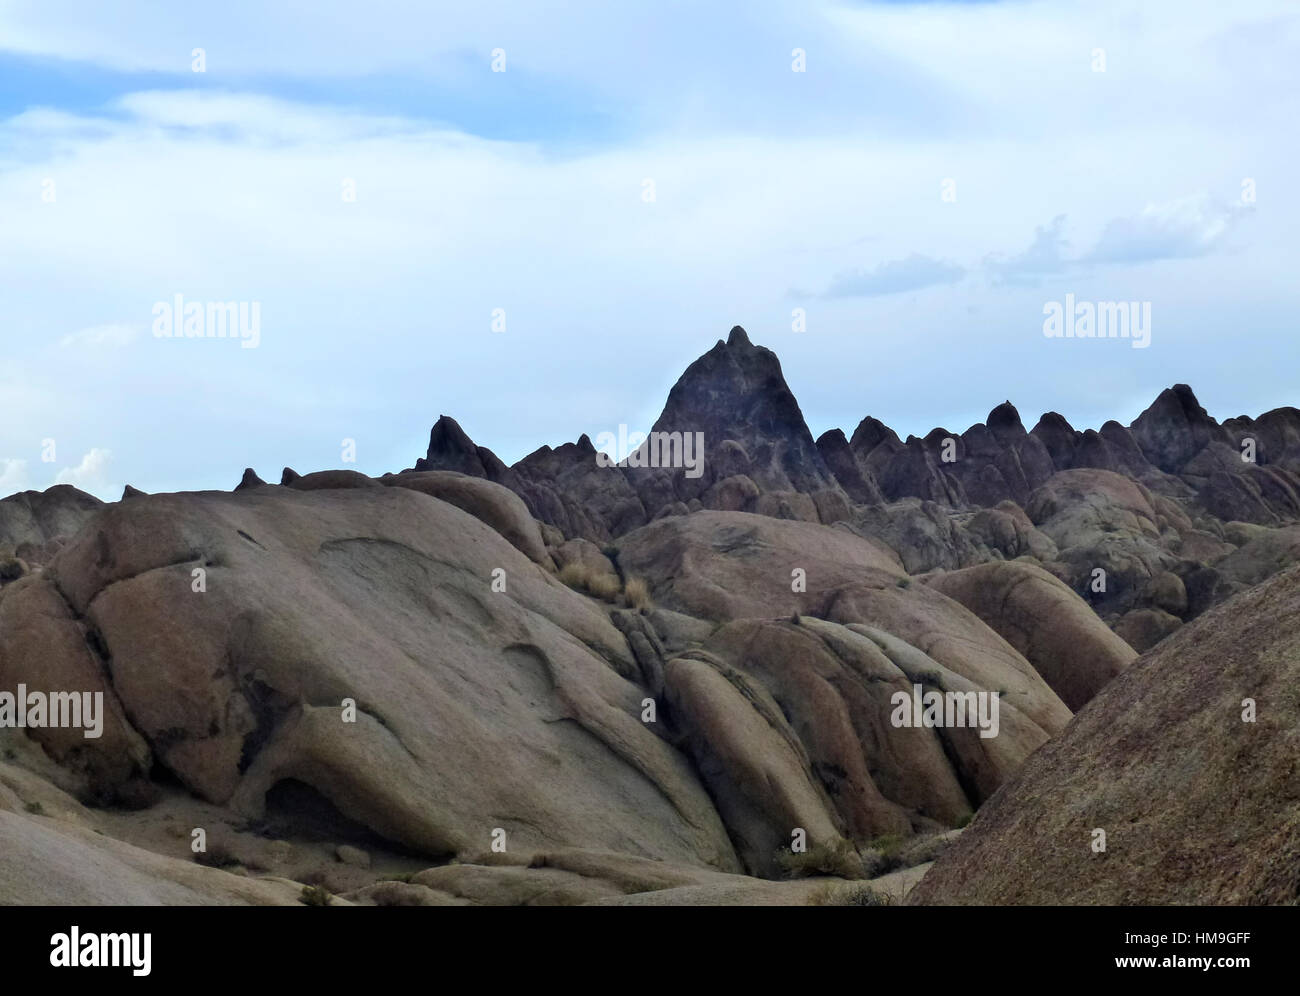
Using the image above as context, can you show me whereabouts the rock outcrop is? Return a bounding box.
[922,561,1135,710]
[908,563,1300,905]
[4,325,1300,906]
[0,485,102,566]
[5,487,737,868]
[384,334,1300,644]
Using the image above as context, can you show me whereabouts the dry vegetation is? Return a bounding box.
[558,562,653,609]
[807,882,896,906]
[622,576,651,609]
[777,839,866,880]
[777,829,957,883]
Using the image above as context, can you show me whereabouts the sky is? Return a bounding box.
[1,0,1297,499]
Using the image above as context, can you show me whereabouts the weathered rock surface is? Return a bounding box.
[615,510,904,622]
[4,487,737,869]
[0,485,102,565]
[0,808,303,905]
[923,561,1135,710]
[908,563,1300,905]
[382,469,552,566]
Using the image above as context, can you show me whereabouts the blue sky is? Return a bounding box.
[1,0,1298,498]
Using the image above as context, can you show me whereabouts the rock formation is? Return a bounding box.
[3,326,1299,905]
[908,562,1300,905]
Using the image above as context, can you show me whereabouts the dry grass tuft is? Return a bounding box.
[807,882,895,906]
[559,562,625,602]
[622,576,652,609]
[300,884,333,906]
[559,566,629,603]
[777,838,865,880]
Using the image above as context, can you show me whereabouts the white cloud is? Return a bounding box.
[985,195,1252,283]
[822,254,966,298]
[60,323,141,349]
[112,91,428,143]
[1083,194,1250,264]
[0,459,31,495]
[54,448,113,496]
[985,215,1071,286]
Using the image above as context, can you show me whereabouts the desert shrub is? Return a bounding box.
[867,833,905,857]
[300,884,333,906]
[301,869,347,893]
[587,573,622,601]
[894,832,953,868]
[558,562,623,602]
[857,833,909,876]
[558,562,587,588]
[777,838,864,880]
[23,801,44,815]
[808,882,895,906]
[896,577,912,588]
[623,576,652,609]
[857,831,956,877]
[955,812,974,829]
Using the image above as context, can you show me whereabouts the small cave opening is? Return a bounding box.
[149,759,188,790]
[259,778,424,857]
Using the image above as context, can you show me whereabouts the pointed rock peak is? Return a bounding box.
[816,427,885,504]
[281,467,300,485]
[575,433,596,454]
[727,325,752,348]
[235,468,266,492]
[987,400,1026,442]
[650,328,833,492]
[1171,383,1201,407]
[121,484,147,500]
[428,414,478,458]
[1130,382,1228,473]
[1029,411,1081,471]
[816,428,850,449]
[1139,384,1212,426]
[425,415,490,477]
[1033,411,1076,434]
[850,416,901,455]
[924,427,954,446]
[1099,420,1148,460]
